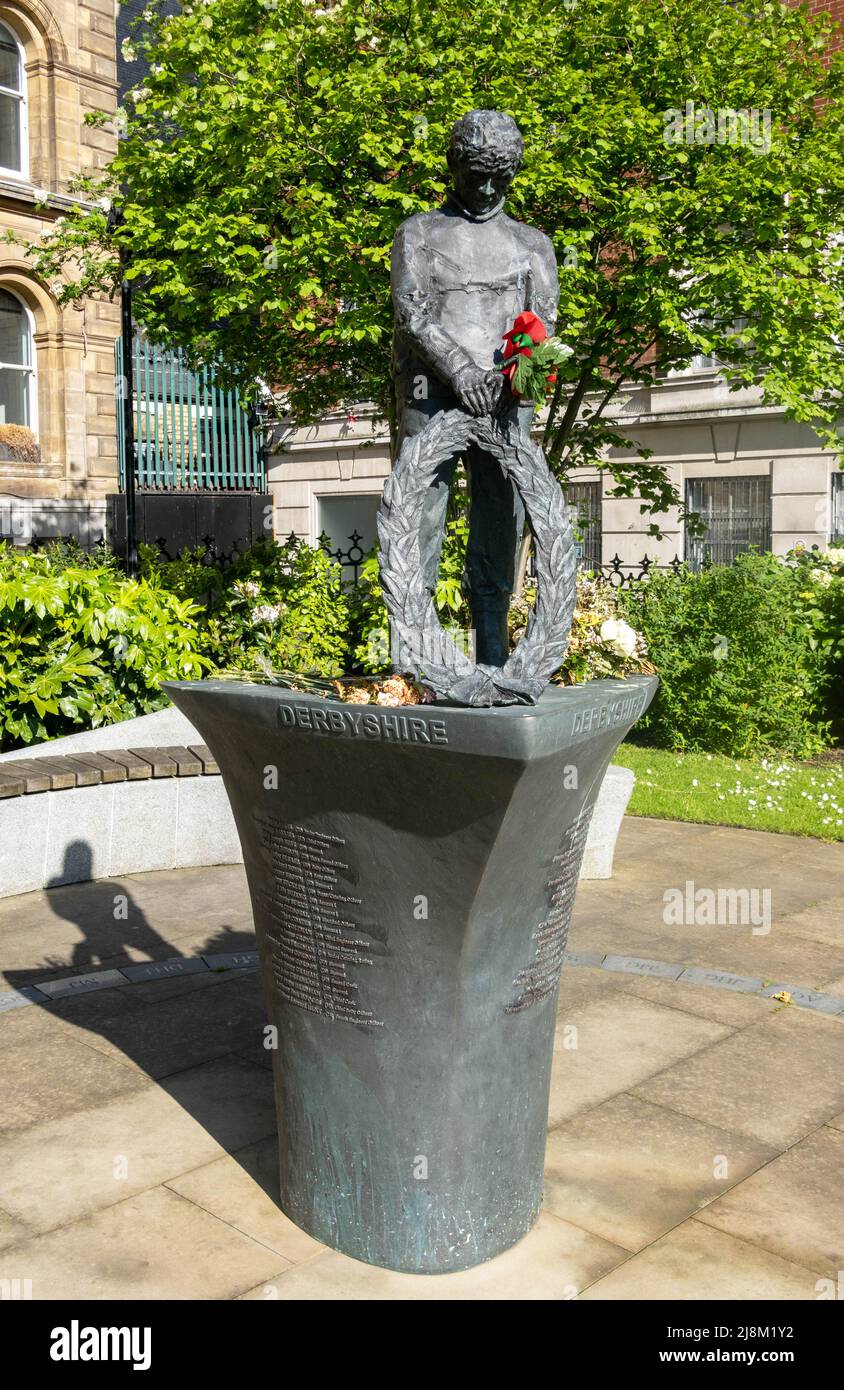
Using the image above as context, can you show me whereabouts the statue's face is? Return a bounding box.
[451,159,515,216]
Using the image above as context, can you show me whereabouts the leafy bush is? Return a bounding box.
[30,537,121,573]
[139,542,220,602]
[202,537,350,677]
[784,545,844,740]
[7,532,837,759]
[619,552,831,758]
[0,543,208,749]
[141,535,351,677]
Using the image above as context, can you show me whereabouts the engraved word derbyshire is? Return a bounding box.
[279,703,449,745]
[571,691,647,736]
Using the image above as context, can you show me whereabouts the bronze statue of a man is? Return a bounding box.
[391,109,559,666]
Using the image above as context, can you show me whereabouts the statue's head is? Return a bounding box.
[446,109,524,217]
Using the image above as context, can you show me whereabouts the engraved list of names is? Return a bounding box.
[505,810,591,1014]
[256,816,384,1028]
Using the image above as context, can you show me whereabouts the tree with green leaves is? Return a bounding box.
[28,0,844,524]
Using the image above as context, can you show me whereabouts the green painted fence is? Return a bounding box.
[115,339,265,491]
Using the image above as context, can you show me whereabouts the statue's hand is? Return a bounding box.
[452,365,505,418]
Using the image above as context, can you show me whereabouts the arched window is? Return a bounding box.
[0,21,27,177]
[0,288,36,429]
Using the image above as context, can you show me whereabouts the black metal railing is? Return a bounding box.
[318,530,688,592]
[590,553,686,588]
[319,530,368,584]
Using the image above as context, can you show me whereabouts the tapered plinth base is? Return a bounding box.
[165,675,656,1273]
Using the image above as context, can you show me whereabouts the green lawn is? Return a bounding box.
[613,744,844,842]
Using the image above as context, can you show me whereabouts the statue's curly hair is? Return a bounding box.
[447,110,524,176]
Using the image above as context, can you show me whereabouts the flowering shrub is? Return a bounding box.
[141,535,351,677]
[510,573,653,684]
[782,544,844,740]
[10,534,839,759]
[201,537,350,677]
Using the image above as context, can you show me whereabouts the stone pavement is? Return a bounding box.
[0,818,842,1300]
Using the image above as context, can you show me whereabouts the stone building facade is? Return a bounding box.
[0,0,119,547]
[268,375,842,580]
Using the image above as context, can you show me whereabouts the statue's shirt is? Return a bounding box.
[391,202,559,409]
[426,222,531,368]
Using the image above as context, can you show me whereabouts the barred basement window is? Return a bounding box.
[685,476,771,570]
[564,480,602,569]
[0,22,27,178]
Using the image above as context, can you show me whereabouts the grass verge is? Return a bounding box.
[613,744,844,841]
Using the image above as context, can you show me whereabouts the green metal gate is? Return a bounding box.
[115,338,265,491]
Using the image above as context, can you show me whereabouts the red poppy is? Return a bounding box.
[501,310,548,360]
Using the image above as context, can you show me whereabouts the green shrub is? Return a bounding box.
[140,535,351,677]
[36,537,121,573]
[139,542,220,603]
[0,543,208,750]
[7,531,836,760]
[619,552,830,758]
[785,545,844,740]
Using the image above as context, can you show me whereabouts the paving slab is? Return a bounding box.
[117,965,248,1006]
[696,1125,844,1278]
[544,1094,778,1252]
[0,1206,32,1254]
[166,1138,323,1265]
[632,1007,844,1149]
[75,972,266,1080]
[0,885,194,981]
[0,821,840,1299]
[120,863,250,918]
[0,1031,146,1134]
[610,971,781,1028]
[0,1186,286,1301]
[578,1218,822,1301]
[0,988,147,1053]
[572,887,844,991]
[774,897,844,950]
[677,936,844,992]
[0,1056,275,1233]
[550,993,730,1126]
[555,964,625,1012]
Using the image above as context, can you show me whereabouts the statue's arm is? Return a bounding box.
[528,232,560,335]
[391,221,476,388]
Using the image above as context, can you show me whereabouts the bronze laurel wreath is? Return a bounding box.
[376,409,577,706]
